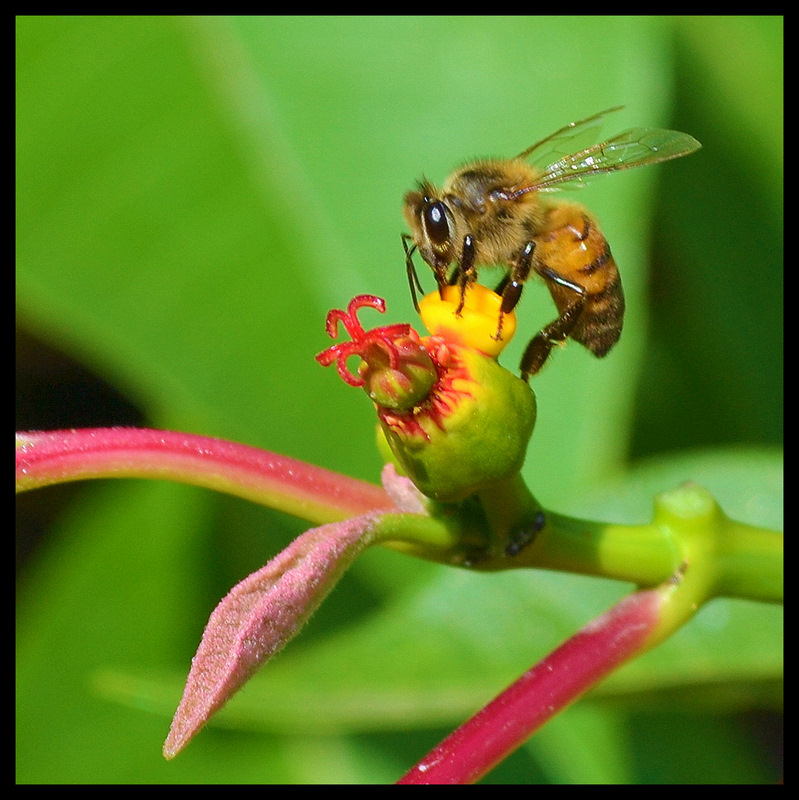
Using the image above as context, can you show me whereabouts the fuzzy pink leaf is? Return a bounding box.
[163,513,383,759]
[380,463,428,515]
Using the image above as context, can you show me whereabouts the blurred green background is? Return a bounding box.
[16,16,782,784]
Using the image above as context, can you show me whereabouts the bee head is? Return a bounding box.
[403,180,455,270]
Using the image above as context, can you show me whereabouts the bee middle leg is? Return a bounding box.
[453,235,476,314]
[492,242,536,341]
[520,266,587,381]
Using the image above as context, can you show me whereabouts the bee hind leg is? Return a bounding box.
[520,266,587,380]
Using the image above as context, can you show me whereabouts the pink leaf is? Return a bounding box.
[163,513,383,758]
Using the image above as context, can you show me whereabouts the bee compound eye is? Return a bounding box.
[423,201,451,245]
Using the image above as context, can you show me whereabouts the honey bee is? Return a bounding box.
[402,107,701,379]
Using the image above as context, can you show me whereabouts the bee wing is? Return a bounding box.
[516,106,625,165]
[515,127,702,195]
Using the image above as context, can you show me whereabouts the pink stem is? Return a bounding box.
[398,588,662,784]
[16,428,393,524]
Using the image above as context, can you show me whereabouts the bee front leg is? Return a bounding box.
[454,235,476,315]
[520,266,587,381]
[493,242,535,341]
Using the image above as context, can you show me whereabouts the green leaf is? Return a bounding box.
[17,16,781,784]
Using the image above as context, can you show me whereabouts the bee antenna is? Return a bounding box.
[402,234,424,312]
[417,177,435,195]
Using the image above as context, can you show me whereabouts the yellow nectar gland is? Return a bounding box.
[418,284,516,358]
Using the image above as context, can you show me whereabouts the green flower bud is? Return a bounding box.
[379,343,536,502]
[317,292,536,505]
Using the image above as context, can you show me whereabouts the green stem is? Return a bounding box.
[504,510,680,585]
[374,509,490,567]
[713,517,783,603]
[461,478,782,605]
